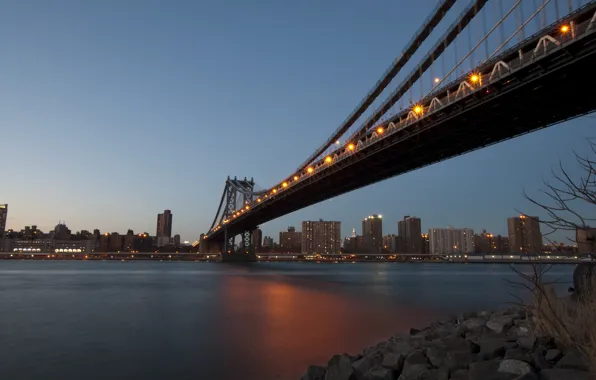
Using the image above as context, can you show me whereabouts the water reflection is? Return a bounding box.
[218,273,436,380]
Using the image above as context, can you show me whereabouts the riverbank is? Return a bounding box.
[301,306,592,380]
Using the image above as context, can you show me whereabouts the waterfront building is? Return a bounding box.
[507,215,542,254]
[279,226,302,252]
[362,215,383,253]
[174,234,181,248]
[302,220,341,254]
[0,204,7,251]
[382,234,397,253]
[263,236,274,248]
[109,232,123,251]
[252,228,262,250]
[428,227,474,254]
[156,210,173,239]
[398,216,422,253]
[421,233,430,254]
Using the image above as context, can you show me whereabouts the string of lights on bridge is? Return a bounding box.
[206,4,596,239]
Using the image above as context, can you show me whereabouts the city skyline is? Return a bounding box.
[2,0,594,242]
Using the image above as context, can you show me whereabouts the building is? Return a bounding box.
[302,220,341,254]
[577,227,596,253]
[382,234,397,253]
[263,236,274,248]
[279,226,302,252]
[398,216,422,253]
[174,234,181,248]
[421,233,430,254]
[109,232,123,251]
[508,215,543,254]
[252,228,262,250]
[156,210,173,239]
[494,235,510,254]
[362,215,383,253]
[0,204,7,250]
[428,227,474,254]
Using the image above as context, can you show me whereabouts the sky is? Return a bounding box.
[1,0,594,243]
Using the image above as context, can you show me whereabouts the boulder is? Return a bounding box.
[487,316,514,334]
[382,352,405,372]
[353,351,384,376]
[383,341,413,357]
[469,360,517,380]
[504,348,532,363]
[517,336,536,351]
[444,351,475,372]
[450,369,469,380]
[325,354,357,380]
[462,318,486,332]
[477,340,507,360]
[368,366,394,380]
[410,328,422,336]
[539,368,593,380]
[555,349,590,371]
[404,350,429,367]
[544,349,562,362]
[529,351,550,371]
[497,359,533,376]
[301,365,326,380]
[397,364,430,380]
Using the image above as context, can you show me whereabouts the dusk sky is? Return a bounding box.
[2,0,594,243]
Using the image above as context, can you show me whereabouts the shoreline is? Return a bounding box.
[301,307,591,380]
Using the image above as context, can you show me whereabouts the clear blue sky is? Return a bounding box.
[2,0,593,243]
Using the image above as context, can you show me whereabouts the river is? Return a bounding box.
[0,261,573,380]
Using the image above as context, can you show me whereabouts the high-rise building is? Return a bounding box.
[302,220,341,254]
[474,230,510,253]
[279,226,302,252]
[253,228,262,251]
[174,234,181,248]
[156,210,173,239]
[508,215,543,254]
[577,227,596,253]
[263,236,274,248]
[398,216,422,253]
[362,214,383,253]
[0,204,6,251]
[428,227,474,254]
[382,234,397,253]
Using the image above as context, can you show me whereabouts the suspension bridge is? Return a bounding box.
[201,0,596,262]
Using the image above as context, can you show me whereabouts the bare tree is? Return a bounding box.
[522,138,596,250]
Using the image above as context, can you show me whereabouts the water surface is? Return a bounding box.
[0,261,573,379]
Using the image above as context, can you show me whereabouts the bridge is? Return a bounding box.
[201,0,596,261]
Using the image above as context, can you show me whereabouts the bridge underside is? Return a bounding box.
[208,14,596,241]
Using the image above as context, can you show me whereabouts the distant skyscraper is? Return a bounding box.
[0,204,6,251]
[428,228,474,254]
[302,220,341,254]
[382,234,397,252]
[577,227,596,253]
[362,214,383,252]
[263,236,274,248]
[156,210,173,239]
[398,216,422,253]
[253,228,263,250]
[174,234,181,248]
[508,215,543,254]
[279,226,302,252]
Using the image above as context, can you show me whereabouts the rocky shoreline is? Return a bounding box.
[301,307,592,380]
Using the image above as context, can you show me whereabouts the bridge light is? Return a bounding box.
[376,127,384,134]
[245,206,249,210]
[335,140,341,145]
[257,198,261,202]
[325,156,332,163]
[413,105,423,114]
[347,143,355,151]
[434,77,440,83]
[307,167,314,173]
[470,74,480,83]
[561,25,569,33]
[272,189,277,193]
[293,175,298,181]
[282,182,288,188]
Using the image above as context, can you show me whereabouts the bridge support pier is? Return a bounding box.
[220,228,256,263]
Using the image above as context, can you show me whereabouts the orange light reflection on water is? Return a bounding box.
[218,275,437,379]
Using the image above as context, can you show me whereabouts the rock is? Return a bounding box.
[544,349,562,362]
[478,340,507,360]
[325,354,357,380]
[487,316,514,334]
[397,364,430,380]
[529,351,550,371]
[555,349,590,371]
[382,352,405,372]
[410,328,422,335]
[404,350,429,367]
[384,341,413,356]
[463,318,486,332]
[498,359,533,376]
[425,346,446,368]
[353,352,384,376]
[517,337,536,351]
[459,311,478,321]
[514,373,537,380]
[450,369,469,380]
[504,348,532,363]
[368,366,394,380]
[469,360,516,380]
[444,351,475,372]
[442,337,480,353]
[478,311,492,319]
[539,368,593,380]
[302,365,326,380]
